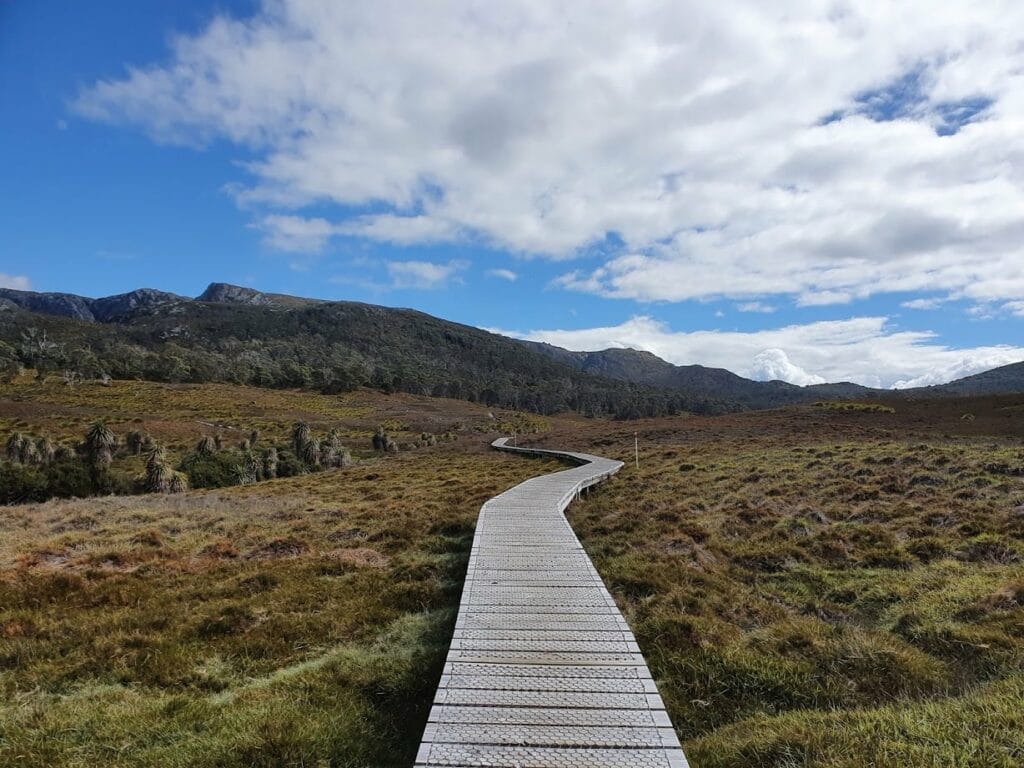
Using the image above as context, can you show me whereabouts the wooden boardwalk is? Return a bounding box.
[415,438,689,767]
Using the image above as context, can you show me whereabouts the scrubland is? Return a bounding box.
[0,378,556,767]
[2,379,1022,766]
[539,397,1024,767]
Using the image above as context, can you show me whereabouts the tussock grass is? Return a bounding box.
[539,399,1024,765]
[0,386,562,766]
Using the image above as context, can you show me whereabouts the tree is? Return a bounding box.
[291,422,312,456]
[83,422,117,474]
[0,341,21,382]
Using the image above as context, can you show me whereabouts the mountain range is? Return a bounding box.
[1,283,1022,414]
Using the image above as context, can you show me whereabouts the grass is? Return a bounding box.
[0,378,561,767]
[536,397,1024,766]
[813,400,896,413]
[4,379,1023,766]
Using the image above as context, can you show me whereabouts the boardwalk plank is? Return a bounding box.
[414,438,688,767]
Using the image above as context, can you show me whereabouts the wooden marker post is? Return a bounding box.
[634,431,639,469]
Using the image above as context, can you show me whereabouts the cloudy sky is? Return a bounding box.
[3,1,1023,387]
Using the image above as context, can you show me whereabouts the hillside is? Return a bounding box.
[528,343,876,409]
[0,284,712,418]
[921,360,1024,397]
[4,283,1023,416]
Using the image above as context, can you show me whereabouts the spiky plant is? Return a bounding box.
[213,433,224,451]
[145,459,174,493]
[249,429,260,447]
[168,471,188,494]
[35,436,55,464]
[372,426,387,452]
[337,447,353,468]
[301,437,321,468]
[196,435,218,456]
[20,439,39,465]
[321,429,351,468]
[5,432,25,463]
[236,452,263,485]
[291,422,312,456]
[84,422,117,472]
[239,438,251,452]
[385,437,399,454]
[145,444,167,475]
[263,447,278,479]
[319,441,336,468]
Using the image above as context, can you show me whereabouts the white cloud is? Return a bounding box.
[488,268,518,282]
[750,349,825,386]
[495,315,1024,388]
[386,259,467,290]
[0,274,31,291]
[901,297,945,310]
[737,301,775,313]
[256,214,336,253]
[1005,301,1024,317]
[72,1,1024,308]
[338,215,458,245]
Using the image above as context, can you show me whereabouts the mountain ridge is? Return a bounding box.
[2,283,1023,410]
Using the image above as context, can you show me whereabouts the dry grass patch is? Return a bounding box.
[0,440,562,767]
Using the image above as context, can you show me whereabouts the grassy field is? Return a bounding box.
[3,379,1022,766]
[0,379,560,767]
[534,397,1024,766]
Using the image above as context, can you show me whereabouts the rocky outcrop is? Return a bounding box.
[197,282,277,306]
[0,289,97,321]
[90,289,187,322]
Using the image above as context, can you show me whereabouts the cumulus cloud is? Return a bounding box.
[495,315,1024,388]
[488,268,518,282]
[901,297,945,310]
[750,349,825,386]
[0,274,31,291]
[256,214,336,253]
[72,1,1024,309]
[386,259,467,290]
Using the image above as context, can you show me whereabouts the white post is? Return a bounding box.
[512,429,516,446]
[634,431,639,470]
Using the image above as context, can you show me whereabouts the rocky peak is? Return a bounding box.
[0,288,97,321]
[197,282,276,306]
[90,288,187,322]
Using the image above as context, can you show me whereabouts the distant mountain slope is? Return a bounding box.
[527,343,875,409]
[2,282,1021,413]
[915,361,1024,397]
[0,283,717,417]
[0,287,187,322]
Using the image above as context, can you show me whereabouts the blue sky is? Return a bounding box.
[2,1,1023,387]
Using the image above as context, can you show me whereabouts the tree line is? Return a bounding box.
[0,301,731,417]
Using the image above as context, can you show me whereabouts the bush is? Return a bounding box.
[275,448,307,478]
[41,458,95,498]
[0,462,49,503]
[179,451,241,489]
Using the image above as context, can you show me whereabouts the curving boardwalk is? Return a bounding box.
[415,438,689,767]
